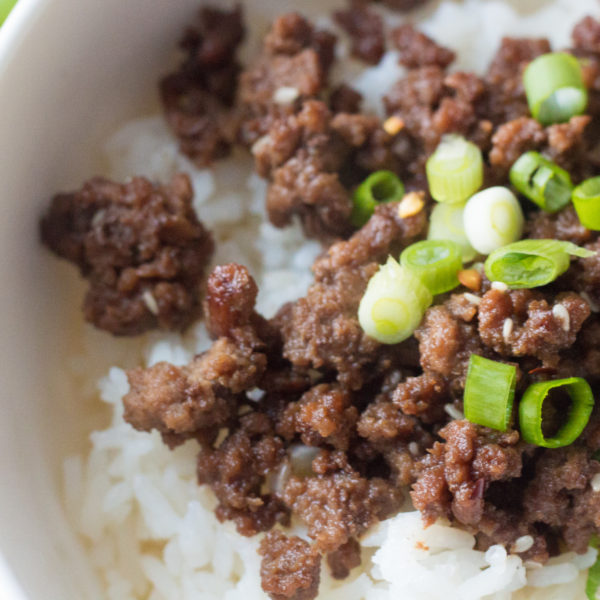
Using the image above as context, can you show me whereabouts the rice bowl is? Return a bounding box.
[2,0,600,599]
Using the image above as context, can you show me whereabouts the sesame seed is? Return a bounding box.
[142,290,159,316]
[552,303,570,332]
[464,292,481,306]
[273,86,300,105]
[444,403,464,420]
[591,473,600,492]
[513,535,534,553]
[502,318,514,342]
[383,115,405,136]
[251,134,271,155]
[491,281,508,292]
[91,209,106,227]
[398,191,425,218]
[408,442,419,456]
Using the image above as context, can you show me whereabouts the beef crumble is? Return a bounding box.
[41,173,214,335]
[44,9,600,600]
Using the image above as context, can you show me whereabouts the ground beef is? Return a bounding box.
[329,84,363,114]
[259,530,321,600]
[40,173,214,336]
[525,205,593,245]
[278,201,426,389]
[326,538,361,579]
[283,450,402,551]
[333,3,385,64]
[254,100,402,240]
[392,372,448,424]
[357,0,430,11]
[197,412,289,536]
[477,288,591,367]
[237,13,336,146]
[160,6,245,165]
[391,24,455,69]
[484,37,551,124]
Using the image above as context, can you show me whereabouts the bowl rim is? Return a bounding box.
[0,4,53,598]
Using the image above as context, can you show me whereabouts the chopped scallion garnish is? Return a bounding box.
[400,240,462,296]
[484,239,595,289]
[463,186,524,255]
[509,151,573,213]
[573,177,600,231]
[351,170,405,227]
[519,377,594,448]
[463,355,517,432]
[358,256,432,344]
[524,52,588,126]
[586,540,600,600]
[427,201,476,262]
[426,135,483,204]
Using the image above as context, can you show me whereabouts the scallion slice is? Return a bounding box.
[586,543,600,600]
[463,355,517,431]
[351,170,405,227]
[427,201,477,262]
[426,134,483,204]
[510,151,573,213]
[524,52,588,126]
[400,240,462,295]
[484,239,595,289]
[463,186,525,255]
[573,177,600,230]
[358,256,432,344]
[519,377,594,448]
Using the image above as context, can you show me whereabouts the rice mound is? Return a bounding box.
[64,0,600,598]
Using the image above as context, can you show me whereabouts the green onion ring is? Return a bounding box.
[463,355,517,432]
[519,377,594,448]
[351,170,405,227]
[400,240,462,295]
[484,239,595,289]
[573,176,600,231]
[509,151,573,213]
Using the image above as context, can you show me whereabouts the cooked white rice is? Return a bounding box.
[64,0,600,598]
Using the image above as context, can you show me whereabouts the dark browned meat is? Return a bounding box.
[279,201,426,388]
[160,6,245,165]
[326,538,361,579]
[329,84,363,114]
[259,530,321,600]
[237,13,336,146]
[334,3,385,64]
[526,205,593,244]
[391,24,455,69]
[40,173,214,336]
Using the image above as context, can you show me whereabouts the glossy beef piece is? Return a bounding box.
[478,288,590,367]
[565,240,600,307]
[237,13,336,146]
[254,100,400,240]
[160,6,244,165]
[329,84,363,114]
[326,538,361,579]
[197,412,289,536]
[40,174,214,336]
[333,3,385,64]
[124,327,266,447]
[283,451,403,551]
[278,201,426,389]
[259,530,321,600]
[391,24,455,69]
[489,115,592,180]
[484,37,551,124]
[525,205,593,245]
[392,372,448,424]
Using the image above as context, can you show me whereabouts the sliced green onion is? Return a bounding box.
[0,0,17,25]
[463,355,517,432]
[400,240,461,295]
[573,177,600,230]
[484,239,595,289]
[510,152,573,213]
[426,134,483,204]
[351,170,405,227]
[586,540,600,600]
[358,256,432,344]
[519,377,594,448]
[427,201,477,262]
[463,186,524,255]
[524,52,588,126]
